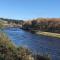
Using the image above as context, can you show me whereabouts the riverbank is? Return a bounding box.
[35,31,60,38]
[0,32,33,60]
[22,29,60,38]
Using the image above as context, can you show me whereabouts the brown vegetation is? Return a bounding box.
[23,18,60,33]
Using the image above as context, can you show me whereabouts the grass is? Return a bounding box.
[0,32,32,60]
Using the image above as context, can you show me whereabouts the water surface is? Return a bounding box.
[4,28,60,60]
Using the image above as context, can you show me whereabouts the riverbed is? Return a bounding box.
[4,28,60,60]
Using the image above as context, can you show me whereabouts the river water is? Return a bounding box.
[4,28,60,60]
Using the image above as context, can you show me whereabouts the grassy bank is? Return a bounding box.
[0,32,33,60]
[35,31,60,38]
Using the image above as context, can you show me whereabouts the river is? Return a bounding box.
[4,28,60,60]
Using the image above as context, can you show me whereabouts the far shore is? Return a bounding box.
[26,29,60,38]
[34,31,60,39]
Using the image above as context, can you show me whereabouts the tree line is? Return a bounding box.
[23,18,60,33]
[0,18,24,25]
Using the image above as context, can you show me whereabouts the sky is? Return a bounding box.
[0,0,60,20]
